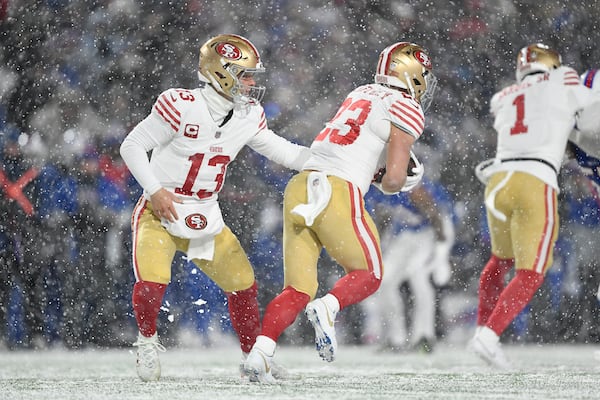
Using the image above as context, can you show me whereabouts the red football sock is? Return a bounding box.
[486,269,544,336]
[329,269,381,310]
[477,255,514,326]
[261,286,310,342]
[132,281,167,337]
[225,282,261,354]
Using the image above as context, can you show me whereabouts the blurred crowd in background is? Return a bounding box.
[1,0,600,350]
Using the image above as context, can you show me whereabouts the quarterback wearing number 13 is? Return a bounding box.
[120,34,310,382]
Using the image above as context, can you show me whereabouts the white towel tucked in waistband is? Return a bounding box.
[474,158,501,185]
[485,170,514,222]
[187,237,218,261]
[291,171,332,226]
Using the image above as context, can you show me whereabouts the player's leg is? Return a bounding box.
[485,176,557,336]
[407,231,438,351]
[376,232,410,349]
[193,226,259,355]
[244,173,319,381]
[471,173,557,369]
[477,173,515,327]
[469,173,517,368]
[130,200,177,381]
[260,173,320,342]
[316,177,383,309]
[477,256,514,326]
[192,226,281,381]
[305,177,383,361]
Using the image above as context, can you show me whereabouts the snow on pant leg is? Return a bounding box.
[477,255,514,326]
[225,281,260,354]
[132,281,167,337]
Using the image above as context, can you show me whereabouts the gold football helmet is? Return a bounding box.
[374,42,437,111]
[516,43,561,83]
[198,34,265,106]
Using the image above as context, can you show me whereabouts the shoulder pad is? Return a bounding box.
[152,88,198,132]
[553,66,580,86]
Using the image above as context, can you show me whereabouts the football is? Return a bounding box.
[407,156,417,175]
[373,167,386,183]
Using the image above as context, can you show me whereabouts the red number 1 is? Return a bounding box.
[510,94,528,135]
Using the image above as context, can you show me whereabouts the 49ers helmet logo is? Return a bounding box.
[185,213,208,230]
[414,50,432,69]
[216,42,242,60]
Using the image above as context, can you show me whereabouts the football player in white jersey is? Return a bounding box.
[119,34,310,382]
[469,44,599,369]
[243,41,437,383]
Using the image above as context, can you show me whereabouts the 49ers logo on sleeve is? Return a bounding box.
[185,213,208,230]
[414,50,432,69]
[216,42,242,60]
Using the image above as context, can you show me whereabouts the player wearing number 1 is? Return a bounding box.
[119,34,310,382]
[469,43,599,369]
[243,41,437,383]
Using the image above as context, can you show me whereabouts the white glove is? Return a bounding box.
[401,150,424,192]
[372,181,399,195]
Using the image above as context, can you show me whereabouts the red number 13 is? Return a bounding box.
[175,153,230,199]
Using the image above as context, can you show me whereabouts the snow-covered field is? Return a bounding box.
[1,342,599,399]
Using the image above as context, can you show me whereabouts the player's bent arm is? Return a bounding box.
[248,129,311,170]
[381,124,415,193]
[120,114,173,196]
[409,185,445,242]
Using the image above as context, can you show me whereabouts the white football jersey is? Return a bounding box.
[490,66,596,188]
[121,86,309,202]
[303,84,425,195]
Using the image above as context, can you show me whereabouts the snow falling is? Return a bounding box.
[1,1,600,398]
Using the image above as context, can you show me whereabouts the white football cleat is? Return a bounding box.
[243,348,276,384]
[133,332,166,382]
[305,298,338,362]
[468,326,512,370]
[241,352,288,381]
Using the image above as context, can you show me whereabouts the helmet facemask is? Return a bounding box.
[418,71,437,112]
[226,64,266,107]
